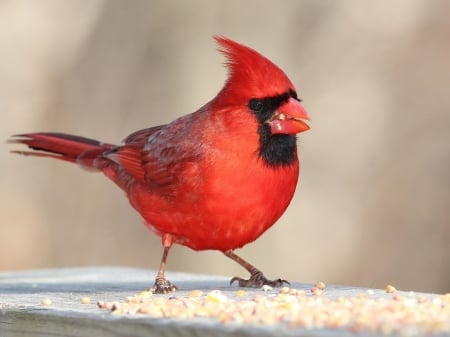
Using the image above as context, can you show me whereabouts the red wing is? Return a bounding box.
[107,146,200,188]
[140,114,203,189]
[106,122,201,189]
[123,125,166,144]
[104,126,166,184]
[104,145,145,183]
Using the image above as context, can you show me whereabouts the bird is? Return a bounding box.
[9,36,310,294]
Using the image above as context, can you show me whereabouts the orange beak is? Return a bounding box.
[268,97,310,135]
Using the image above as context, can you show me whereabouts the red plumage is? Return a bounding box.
[9,37,310,293]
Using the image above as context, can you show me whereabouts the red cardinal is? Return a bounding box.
[9,37,310,293]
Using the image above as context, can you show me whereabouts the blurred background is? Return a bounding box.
[1,0,449,293]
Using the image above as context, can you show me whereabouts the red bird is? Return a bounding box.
[9,37,310,293]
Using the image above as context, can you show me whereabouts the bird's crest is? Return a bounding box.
[215,36,295,102]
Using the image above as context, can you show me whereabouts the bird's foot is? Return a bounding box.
[152,277,178,294]
[229,268,290,288]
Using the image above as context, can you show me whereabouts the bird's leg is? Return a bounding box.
[152,235,178,294]
[223,250,290,288]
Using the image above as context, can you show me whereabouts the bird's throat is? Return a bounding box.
[257,125,298,167]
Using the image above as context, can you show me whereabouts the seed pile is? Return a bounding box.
[97,285,450,336]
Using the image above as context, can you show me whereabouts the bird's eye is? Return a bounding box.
[249,99,263,112]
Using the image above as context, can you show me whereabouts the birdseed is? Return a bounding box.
[41,298,51,306]
[80,297,91,304]
[97,286,450,336]
[315,281,326,290]
[386,284,397,293]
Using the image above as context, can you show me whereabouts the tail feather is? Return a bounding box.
[9,132,115,169]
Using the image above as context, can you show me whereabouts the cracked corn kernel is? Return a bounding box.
[386,285,397,293]
[393,294,403,301]
[279,286,290,294]
[207,290,227,303]
[41,298,51,306]
[235,290,247,297]
[137,290,153,299]
[315,281,326,290]
[80,297,91,304]
[188,289,203,298]
[311,287,323,296]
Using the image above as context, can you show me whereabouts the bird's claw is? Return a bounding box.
[229,269,290,288]
[152,277,178,294]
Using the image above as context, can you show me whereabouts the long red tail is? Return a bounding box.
[8,132,115,170]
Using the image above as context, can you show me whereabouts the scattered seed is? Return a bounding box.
[279,286,290,294]
[235,290,247,297]
[392,294,403,301]
[80,297,91,304]
[311,287,323,296]
[188,289,203,298]
[289,288,298,296]
[97,300,117,310]
[262,285,273,292]
[385,285,397,293]
[417,295,428,303]
[253,294,266,303]
[97,300,107,309]
[110,302,120,311]
[41,298,51,306]
[315,281,326,290]
[207,290,227,303]
[296,289,306,297]
[95,285,450,336]
[137,290,153,299]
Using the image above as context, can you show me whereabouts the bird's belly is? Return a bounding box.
[130,162,299,251]
[142,198,286,251]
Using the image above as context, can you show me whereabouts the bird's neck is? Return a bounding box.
[257,125,298,168]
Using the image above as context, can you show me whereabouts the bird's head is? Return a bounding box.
[213,36,310,136]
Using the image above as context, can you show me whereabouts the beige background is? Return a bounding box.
[1,1,449,293]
